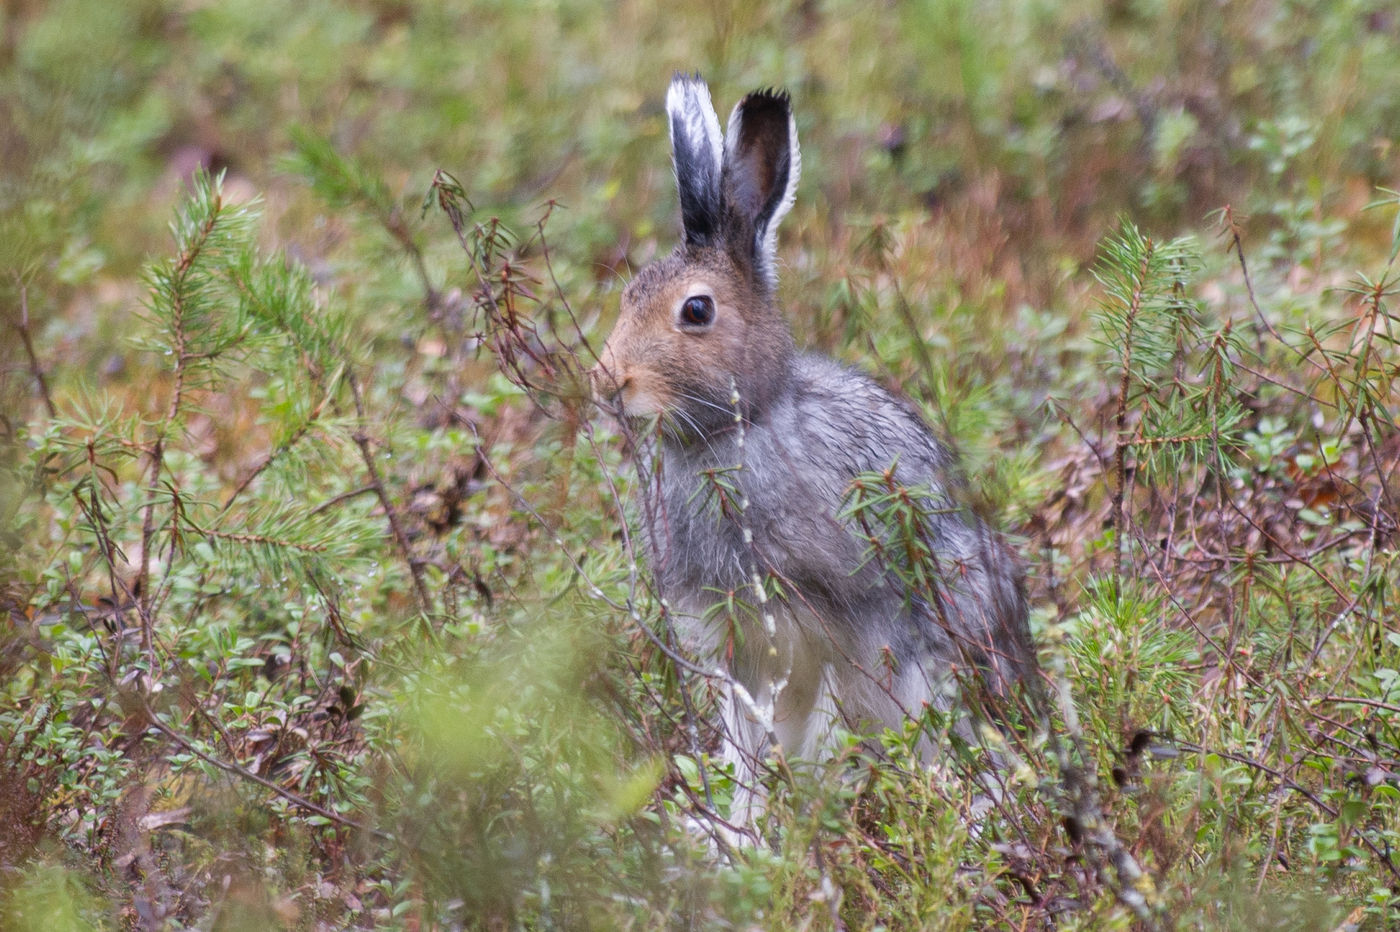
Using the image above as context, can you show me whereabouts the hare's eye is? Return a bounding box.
[679,295,715,328]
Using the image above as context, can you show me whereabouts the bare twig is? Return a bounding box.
[11,280,58,419]
[346,371,433,619]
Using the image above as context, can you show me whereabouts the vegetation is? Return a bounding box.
[2,0,1398,928]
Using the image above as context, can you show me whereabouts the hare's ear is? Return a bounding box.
[667,74,724,248]
[721,89,800,289]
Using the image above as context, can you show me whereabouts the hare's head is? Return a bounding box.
[593,75,801,440]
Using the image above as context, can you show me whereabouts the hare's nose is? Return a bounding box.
[588,359,625,403]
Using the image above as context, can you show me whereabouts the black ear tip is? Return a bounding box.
[739,87,793,115]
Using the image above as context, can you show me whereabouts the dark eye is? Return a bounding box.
[679,294,715,328]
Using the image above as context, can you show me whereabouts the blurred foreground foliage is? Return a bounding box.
[2,0,1399,928]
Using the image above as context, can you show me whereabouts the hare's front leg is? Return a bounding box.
[716,656,844,836]
[716,677,773,837]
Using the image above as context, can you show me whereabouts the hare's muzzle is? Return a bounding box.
[588,347,625,409]
[589,342,665,418]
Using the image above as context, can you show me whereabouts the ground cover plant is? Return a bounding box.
[2,0,1398,928]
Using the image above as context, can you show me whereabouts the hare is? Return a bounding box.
[592,74,1034,832]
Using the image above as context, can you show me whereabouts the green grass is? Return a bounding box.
[2,1,1399,928]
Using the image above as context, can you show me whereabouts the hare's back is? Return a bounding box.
[777,353,957,485]
[758,353,1011,586]
[735,352,974,576]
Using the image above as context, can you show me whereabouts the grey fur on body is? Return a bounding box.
[593,75,1032,830]
[642,349,1030,750]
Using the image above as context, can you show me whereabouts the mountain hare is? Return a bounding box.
[593,75,1034,832]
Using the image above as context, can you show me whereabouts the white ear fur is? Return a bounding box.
[765,104,800,287]
[723,96,801,290]
[667,76,723,173]
[667,75,725,246]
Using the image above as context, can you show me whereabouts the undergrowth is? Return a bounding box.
[2,1,1399,929]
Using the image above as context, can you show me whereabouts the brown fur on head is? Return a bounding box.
[593,247,795,436]
[592,75,801,440]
